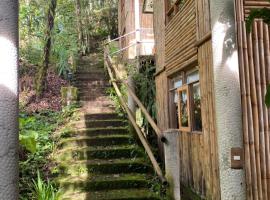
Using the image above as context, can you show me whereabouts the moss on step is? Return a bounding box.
[59,173,151,192]
[57,158,152,176]
[181,184,204,200]
[83,119,128,128]
[61,87,78,106]
[58,135,134,149]
[55,145,144,161]
[61,188,161,200]
[60,127,129,138]
[84,113,123,120]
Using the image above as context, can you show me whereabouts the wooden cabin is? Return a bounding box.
[151,0,270,200]
[118,0,154,60]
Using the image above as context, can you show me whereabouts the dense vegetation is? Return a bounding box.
[19,0,118,198]
[19,106,78,200]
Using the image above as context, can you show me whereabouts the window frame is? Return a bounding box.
[168,67,203,134]
[177,84,191,132]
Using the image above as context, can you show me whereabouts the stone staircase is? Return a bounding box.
[55,54,163,200]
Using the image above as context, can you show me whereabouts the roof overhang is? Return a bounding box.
[143,0,153,13]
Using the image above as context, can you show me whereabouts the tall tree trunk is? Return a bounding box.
[75,0,84,54]
[36,0,57,97]
[0,0,19,199]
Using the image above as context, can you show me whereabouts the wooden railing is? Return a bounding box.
[104,44,167,185]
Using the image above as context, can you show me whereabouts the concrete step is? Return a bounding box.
[58,135,134,149]
[84,113,122,120]
[71,119,128,129]
[59,173,151,192]
[56,145,144,161]
[61,188,161,200]
[75,81,110,88]
[58,158,153,176]
[60,127,128,137]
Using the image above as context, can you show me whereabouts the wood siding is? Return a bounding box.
[154,0,221,199]
[154,0,168,131]
[235,0,270,199]
[165,0,197,75]
[118,0,154,60]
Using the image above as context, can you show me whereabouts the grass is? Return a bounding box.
[19,104,79,200]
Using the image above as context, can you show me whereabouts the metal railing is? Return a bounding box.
[104,44,167,185]
[105,28,155,56]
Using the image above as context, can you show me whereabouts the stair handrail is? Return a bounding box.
[104,45,167,185]
[105,53,165,141]
[104,28,155,56]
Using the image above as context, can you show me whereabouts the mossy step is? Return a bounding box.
[61,188,161,200]
[58,135,134,149]
[84,113,123,120]
[58,158,153,175]
[75,81,110,87]
[59,173,151,192]
[62,127,128,138]
[73,119,128,129]
[79,95,109,101]
[56,145,144,161]
[76,77,107,82]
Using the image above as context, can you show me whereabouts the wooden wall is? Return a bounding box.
[235,0,270,199]
[118,0,154,60]
[153,0,169,131]
[154,0,221,199]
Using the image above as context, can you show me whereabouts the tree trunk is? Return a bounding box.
[0,0,19,199]
[36,0,57,97]
[75,0,84,54]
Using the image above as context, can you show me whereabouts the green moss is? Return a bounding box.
[181,184,204,200]
[165,176,175,200]
[61,86,78,106]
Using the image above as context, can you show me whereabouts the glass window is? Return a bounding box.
[169,68,202,133]
[178,85,191,132]
[187,70,199,84]
[173,77,182,103]
[192,82,202,131]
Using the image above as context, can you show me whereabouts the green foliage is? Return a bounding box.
[246,2,270,32]
[32,171,61,200]
[265,85,270,107]
[19,130,38,154]
[106,85,127,117]
[133,60,157,136]
[19,105,78,200]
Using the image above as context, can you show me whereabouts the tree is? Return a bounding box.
[36,0,57,97]
[0,0,19,199]
[75,0,84,54]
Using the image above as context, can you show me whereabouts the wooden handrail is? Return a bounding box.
[106,52,166,141]
[104,46,167,184]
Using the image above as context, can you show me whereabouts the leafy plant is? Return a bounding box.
[32,171,60,200]
[246,1,270,32]
[19,130,38,153]
[106,85,127,117]
[132,59,157,136]
[19,106,77,200]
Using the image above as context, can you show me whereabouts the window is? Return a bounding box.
[169,68,202,132]
[178,85,191,132]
